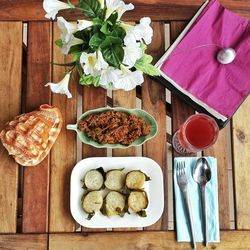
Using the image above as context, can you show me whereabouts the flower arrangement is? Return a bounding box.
[43,0,160,98]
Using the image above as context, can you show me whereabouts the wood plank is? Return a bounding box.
[49,23,77,233]
[204,124,231,229]
[142,22,167,230]
[170,21,196,158]
[1,0,250,21]
[112,89,137,232]
[81,86,107,232]
[0,234,47,250]
[232,97,250,229]
[0,22,22,233]
[49,231,250,250]
[112,90,137,157]
[22,22,52,233]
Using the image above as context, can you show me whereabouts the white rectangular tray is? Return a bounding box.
[70,157,164,228]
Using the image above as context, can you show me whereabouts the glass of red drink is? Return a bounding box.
[172,113,219,154]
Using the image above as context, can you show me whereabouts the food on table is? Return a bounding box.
[0,104,62,166]
[82,191,103,219]
[128,191,148,216]
[81,167,150,219]
[125,170,150,190]
[83,169,104,190]
[104,169,126,191]
[78,111,151,145]
[102,191,126,217]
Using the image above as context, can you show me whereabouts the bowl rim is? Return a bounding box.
[67,107,158,149]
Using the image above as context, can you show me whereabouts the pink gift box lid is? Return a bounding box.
[160,0,250,119]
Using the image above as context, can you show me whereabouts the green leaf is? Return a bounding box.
[100,22,110,35]
[134,54,160,76]
[89,32,104,50]
[100,36,123,49]
[140,42,147,53]
[107,12,118,25]
[72,52,82,62]
[111,26,126,40]
[55,39,63,48]
[79,74,101,87]
[68,44,83,54]
[78,0,100,17]
[102,45,124,68]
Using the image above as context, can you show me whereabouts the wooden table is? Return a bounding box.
[0,1,250,249]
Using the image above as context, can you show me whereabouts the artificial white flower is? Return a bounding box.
[45,72,72,98]
[61,35,83,55]
[57,16,77,43]
[113,65,144,90]
[124,17,153,45]
[133,17,153,45]
[117,1,134,20]
[80,52,99,76]
[95,50,109,70]
[43,0,72,20]
[100,67,122,87]
[123,42,142,68]
[77,20,94,31]
[105,0,134,20]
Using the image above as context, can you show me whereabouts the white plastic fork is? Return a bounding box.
[176,161,196,249]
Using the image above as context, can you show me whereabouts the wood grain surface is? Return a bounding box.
[232,98,250,230]
[49,24,77,233]
[0,22,22,233]
[49,231,250,250]
[204,125,231,229]
[1,0,250,21]
[22,22,52,233]
[0,234,47,250]
[142,22,167,230]
[81,86,107,232]
[112,89,137,157]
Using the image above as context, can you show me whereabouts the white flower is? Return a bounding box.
[133,17,153,45]
[117,1,134,20]
[123,42,142,68]
[95,51,109,70]
[80,52,99,76]
[124,17,153,45]
[45,72,72,98]
[100,67,122,87]
[61,35,83,55]
[105,0,134,20]
[77,20,94,31]
[80,51,108,76]
[113,65,144,90]
[43,0,72,20]
[57,16,77,43]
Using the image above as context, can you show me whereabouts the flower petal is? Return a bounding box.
[123,42,142,68]
[113,65,144,90]
[77,20,93,30]
[43,0,71,20]
[80,52,99,76]
[117,2,134,20]
[61,35,83,55]
[100,67,122,87]
[45,73,72,98]
[133,17,153,45]
[95,51,109,70]
[57,16,77,43]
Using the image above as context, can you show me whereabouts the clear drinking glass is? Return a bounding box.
[172,113,219,155]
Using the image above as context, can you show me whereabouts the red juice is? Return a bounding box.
[185,116,216,148]
[173,114,219,154]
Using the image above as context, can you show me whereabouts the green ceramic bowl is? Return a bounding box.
[66,107,158,149]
